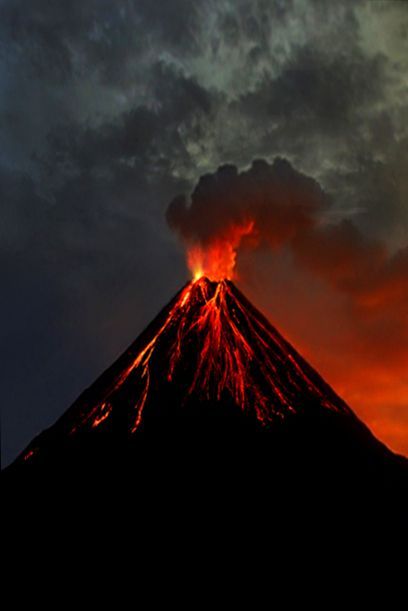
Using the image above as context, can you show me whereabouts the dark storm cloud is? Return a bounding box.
[326,137,408,242]
[167,158,327,246]
[0,0,200,86]
[1,0,407,463]
[43,67,212,181]
[231,11,407,242]
[237,46,386,137]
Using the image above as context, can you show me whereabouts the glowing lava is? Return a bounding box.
[187,220,255,281]
[63,275,350,438]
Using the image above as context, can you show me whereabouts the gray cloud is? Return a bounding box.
[166,157,327,247]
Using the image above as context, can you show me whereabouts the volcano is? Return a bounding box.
[4,277,408,522]
[19,277,358,441]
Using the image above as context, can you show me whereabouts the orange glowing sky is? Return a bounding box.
[244,248,408,456]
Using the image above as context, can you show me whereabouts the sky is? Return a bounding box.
[1,0,407,466]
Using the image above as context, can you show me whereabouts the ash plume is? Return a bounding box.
[166,158,328,252]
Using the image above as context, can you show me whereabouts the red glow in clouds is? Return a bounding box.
[187,221,255,281]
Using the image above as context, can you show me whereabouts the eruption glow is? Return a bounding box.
[186,220,255,281]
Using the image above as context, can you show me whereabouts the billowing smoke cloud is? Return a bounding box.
[167,158,328,250]
[167,158,407,308]
[167,158,408,453]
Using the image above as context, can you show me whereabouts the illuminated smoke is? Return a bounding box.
[166,158,327,279]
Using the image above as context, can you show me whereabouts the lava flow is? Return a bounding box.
[60,274,351,440]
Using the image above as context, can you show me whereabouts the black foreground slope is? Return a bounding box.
[3,278,408,524]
